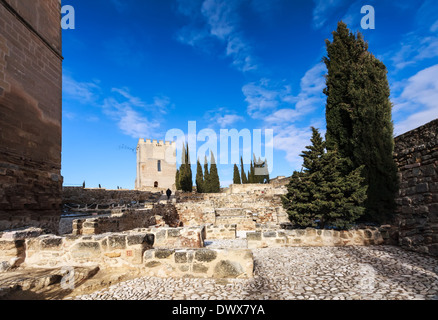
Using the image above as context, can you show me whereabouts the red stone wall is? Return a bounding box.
[0,0,63,233]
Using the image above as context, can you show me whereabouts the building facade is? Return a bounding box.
[0,0,63,233]
[135,139,177,191]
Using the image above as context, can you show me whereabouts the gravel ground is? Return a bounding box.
[72,243,438,300]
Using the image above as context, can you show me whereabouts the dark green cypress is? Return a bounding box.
[203,155,211,193]
[233,164,241,184]
[175,169,181,190]
[179,143,193,192]
[196,158,204,193]
[323,21,398,223]
[240,157,248,184]
[209,152,221,193]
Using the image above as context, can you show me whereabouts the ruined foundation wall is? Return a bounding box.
[62,187,161,206]
[0,0,63,233]
[394,119,438,256]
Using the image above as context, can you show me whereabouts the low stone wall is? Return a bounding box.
[1,231,154,270]
[63,187,161,206]
[246,228,385,249]
[72,209,156,235]
[134,226,205,249]
[205,224,237,240]
[71,204,179,235]
[143,248,253,279]
[175,201,216,226]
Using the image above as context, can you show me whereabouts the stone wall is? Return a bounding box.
[63,187,161,206]
[394,119,438,256]
[0,229,154,271]
[71,203,180,235]
[175,185,289,230]
[205,224,237,240]
[143,248,253,279]
[246,227,385,249]
[134,226,205,249]
[0,0,63,233]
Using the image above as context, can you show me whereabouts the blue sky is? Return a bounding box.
[61,0,438,189]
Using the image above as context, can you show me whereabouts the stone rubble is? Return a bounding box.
[72,244,438,300]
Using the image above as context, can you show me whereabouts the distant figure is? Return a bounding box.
[166,188,172,200]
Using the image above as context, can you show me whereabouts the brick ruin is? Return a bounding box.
[0,0,63,234]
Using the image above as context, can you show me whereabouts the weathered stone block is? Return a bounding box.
[214,260,244,278]
[108,235,126,249]
[71,242,101,259]
[247,231,261,241]
[175,251,187,264]
[193,263,209,273]
[40,236,63,250]
[155,249,174,259]
[195,249,217,262]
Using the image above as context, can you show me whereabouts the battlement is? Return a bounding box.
[138,139,176,147]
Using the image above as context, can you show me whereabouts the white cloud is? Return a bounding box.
[243,63,327,167]
[103,94,161,139]
[244,62,326,122]
[62,74,100,103]
[393,64,438,135]
[176,0,257,72]
[204,108,245,128]
[312,0,346,29]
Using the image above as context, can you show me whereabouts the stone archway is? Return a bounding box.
[154,181,159,188]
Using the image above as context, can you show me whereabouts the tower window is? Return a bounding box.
[157,160,162,172]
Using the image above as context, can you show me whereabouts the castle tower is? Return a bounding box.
[135,139,177,191]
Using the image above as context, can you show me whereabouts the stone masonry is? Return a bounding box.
[394,118,438,256]
[0,0,63,233]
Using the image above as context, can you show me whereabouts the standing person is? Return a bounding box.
[166,188,172,200]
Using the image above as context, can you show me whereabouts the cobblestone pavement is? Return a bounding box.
[73,244,438,300]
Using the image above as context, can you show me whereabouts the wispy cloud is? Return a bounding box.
[243,62,327,167]
[204,107,245,128]
[102,91,161,139]
[62,74,100,104]
[176,0,257,72]
[393,64,438,135]
[243,63,326,122]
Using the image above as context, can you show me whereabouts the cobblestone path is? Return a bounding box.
[73,244,438,300]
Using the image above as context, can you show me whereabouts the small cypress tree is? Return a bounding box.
[233,164,241,184]
[203,155,211,193]
[175,169,181,190]
[249,160,255,183]
[209,151,221,193]
[196,158,204,193]
[82,181,86,188]
[240,157,248,184]
[282,127,367,230]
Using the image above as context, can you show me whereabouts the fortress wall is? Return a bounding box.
[0,0,63,233]
[394,119,438,256]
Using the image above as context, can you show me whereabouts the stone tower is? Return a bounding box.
[135,139,177,191]
[0,0,63,233]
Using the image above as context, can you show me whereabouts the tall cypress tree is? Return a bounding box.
[209,151,221,193]
[175,169,181,190]
[203,155,211,193]
[179,143,193,192]
[240,157,248,184]
[233,164,241,184]
[196,158,204,193]
[323,21,398,223]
